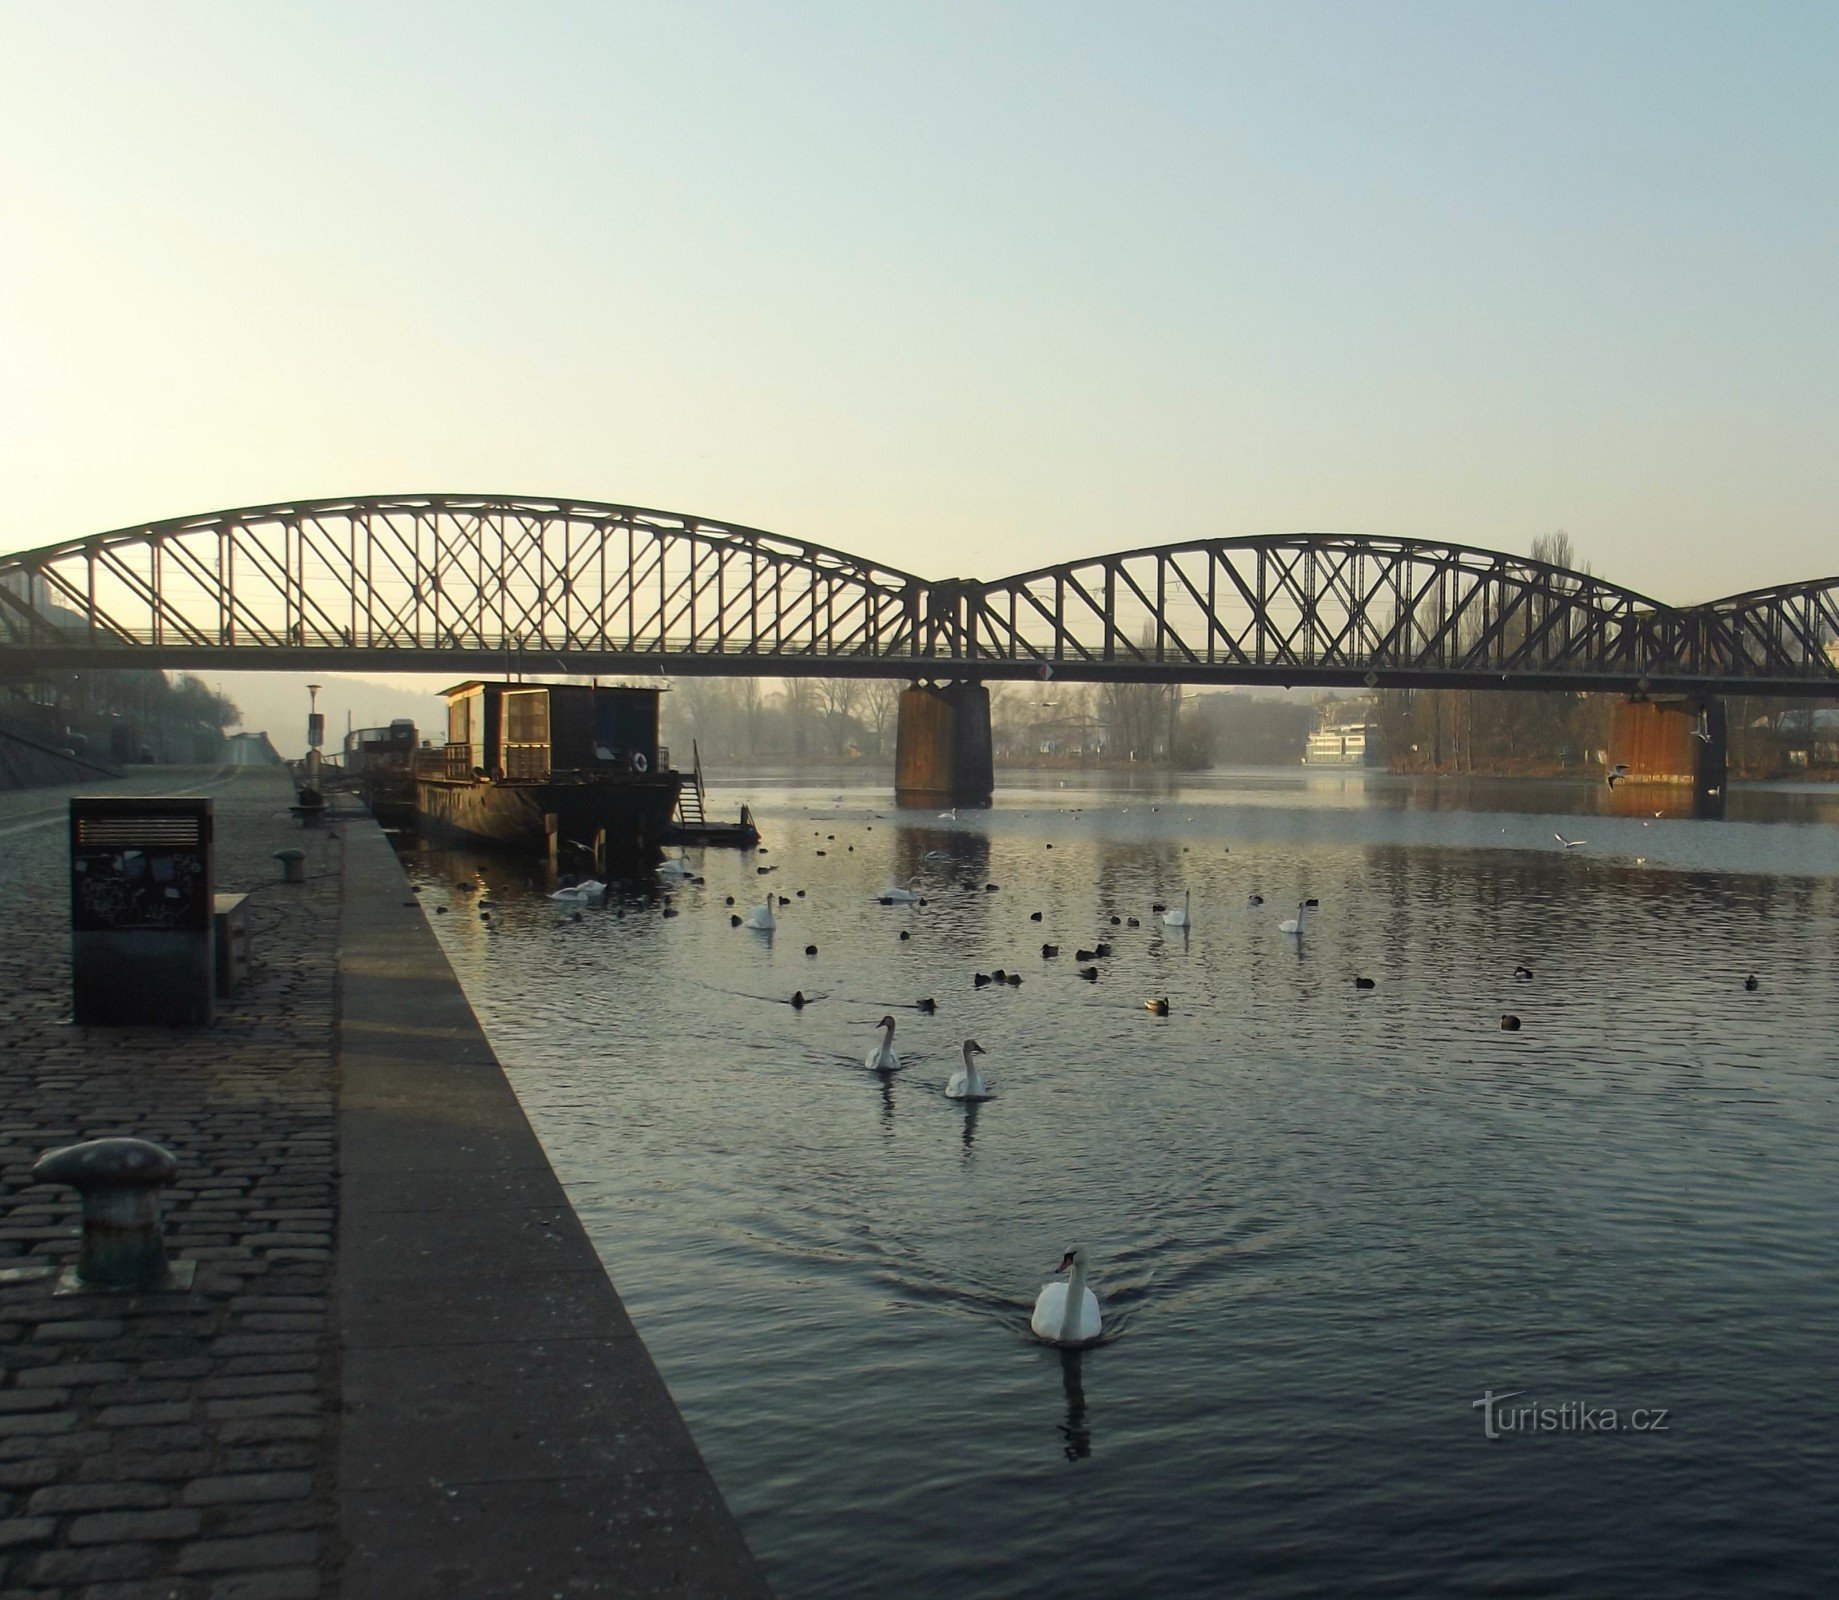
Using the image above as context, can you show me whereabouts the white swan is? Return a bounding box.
[1030,1246,1102,1346]
[944,1039,990,1100]
[1279,897,1314,936]
[865,1014,901,1072]
[1162,889,1190,928]
[877,876,923,904]
[658,852,694,880]
[744,895,776,931]
[549,879,607,905]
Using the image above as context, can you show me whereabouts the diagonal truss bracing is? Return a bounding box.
[0,495,1834,693]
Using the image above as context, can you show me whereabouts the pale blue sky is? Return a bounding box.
[2,1,1834,603]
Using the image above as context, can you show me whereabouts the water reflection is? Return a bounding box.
[960,1099,981,1156]
[1058,1349,1092,1461]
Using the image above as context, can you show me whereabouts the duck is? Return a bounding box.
[1005,972,1022,987]
[1030,911,1044,922]
[804,944,818,956]
[1042,944,1060,958]
[1030,1247,1102,1346]
[878,877,924,904]
[974,972,992,987]
[1126,916,1140,928]
[1074,947,1097,962]
[1162,890,1190,929]
[789,991,809,1009]
[1354,976,1376,990]
[866,1015,901,1072]
[1247,893,1264,906]
[945,1040,991,1100]
[1500,1014,1522,1032]
[1743,973,1759,991]
[744,896,776,931]
[1078,966,1099,982]
[1144,997,1170,1016]
[1513,965,1534,981]
[916,997,937,1014]
[1093,942,1113,958]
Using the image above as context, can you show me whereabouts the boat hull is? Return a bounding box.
[416,772,683,859]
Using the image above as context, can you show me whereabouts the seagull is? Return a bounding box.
[1607,764,1630,790]
[1554,833,1587,849]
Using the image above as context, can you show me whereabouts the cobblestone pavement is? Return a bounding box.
[0,766,338,1600]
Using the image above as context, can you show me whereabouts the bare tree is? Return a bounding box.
[861,679,903,756]
[817,678,860,756]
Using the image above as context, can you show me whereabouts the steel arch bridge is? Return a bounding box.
[0,493,1834,695]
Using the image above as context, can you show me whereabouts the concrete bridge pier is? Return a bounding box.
[894,681,994,810]
[1607,696,1727,812]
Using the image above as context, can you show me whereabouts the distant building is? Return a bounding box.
[226,731,283,765]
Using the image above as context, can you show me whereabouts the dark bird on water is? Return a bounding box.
[790,991,808,1009]
[777,895,791,906]
[1513,965,1534,981]
[1126,917,1140,927]
[662,907,678,918]
[985,883,1001,893]
[1744,973,1759,991]
[1075,948,1096,962]
[1006,973,1022,987]
[1109,915,1122,925]
[1145,997,1170,1016]
[1042,944,1060,958]
[724,896,735,906]
[1031,911,1044,922]
[1079,966,1100,982]
[1247,894,1263,906]
[730,914,742,927]
[1354,976,1375,990]
[1151,902,1166,914]
[899,930,911,941]
[805,944,818,956]
[435,906,448,914]
[975,973,992,987]
[917,997,937,1013]
[1500,1014,1522,1031]
[992,969,1008,983]
[1094,942,1112,958]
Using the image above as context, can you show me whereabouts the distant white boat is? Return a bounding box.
[1304,721,1381,767]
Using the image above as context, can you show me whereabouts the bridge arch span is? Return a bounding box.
[0,495,1833,693]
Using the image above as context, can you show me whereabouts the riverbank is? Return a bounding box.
[0,766,769,1597]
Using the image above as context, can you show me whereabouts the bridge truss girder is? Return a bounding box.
[0,495,1834,696]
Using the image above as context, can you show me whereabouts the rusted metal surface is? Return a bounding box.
[894,682,993,809]
[1607,697,1727,796]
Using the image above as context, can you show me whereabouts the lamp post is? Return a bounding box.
[305,683,324,795]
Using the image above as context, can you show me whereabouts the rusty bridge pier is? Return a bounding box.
[1607,695,1728,813]
[894,681,994,810]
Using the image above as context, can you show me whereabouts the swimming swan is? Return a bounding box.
[658,853,694,880]
[1030,1246,1102,1346]
[549,879,607,905]
[878,877,924,904]
[1162,889,1190,928]
[866,1015,901,1072]
[1279,897,1318,936]
[944,1039,990,1100]
[744,895,776,931]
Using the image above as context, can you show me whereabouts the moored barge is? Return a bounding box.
[417,680,682,862]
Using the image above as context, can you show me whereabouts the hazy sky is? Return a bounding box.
[3,1,1835,608]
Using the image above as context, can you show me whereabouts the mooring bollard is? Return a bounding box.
[31,1137,188,1292]
[274,847,307,884]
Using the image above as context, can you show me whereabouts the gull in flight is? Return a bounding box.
[1553,833,1587,849]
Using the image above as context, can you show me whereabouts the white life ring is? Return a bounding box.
[632,752,649,773]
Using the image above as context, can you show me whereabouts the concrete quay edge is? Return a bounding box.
[335,817,773,1598]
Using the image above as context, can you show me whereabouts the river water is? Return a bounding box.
[403,769,1839,1599]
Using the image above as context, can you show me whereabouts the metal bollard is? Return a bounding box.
[31,1137,190,1292]
[274,848,307,884]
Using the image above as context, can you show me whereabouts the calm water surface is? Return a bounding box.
[405,770,1839,1598]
